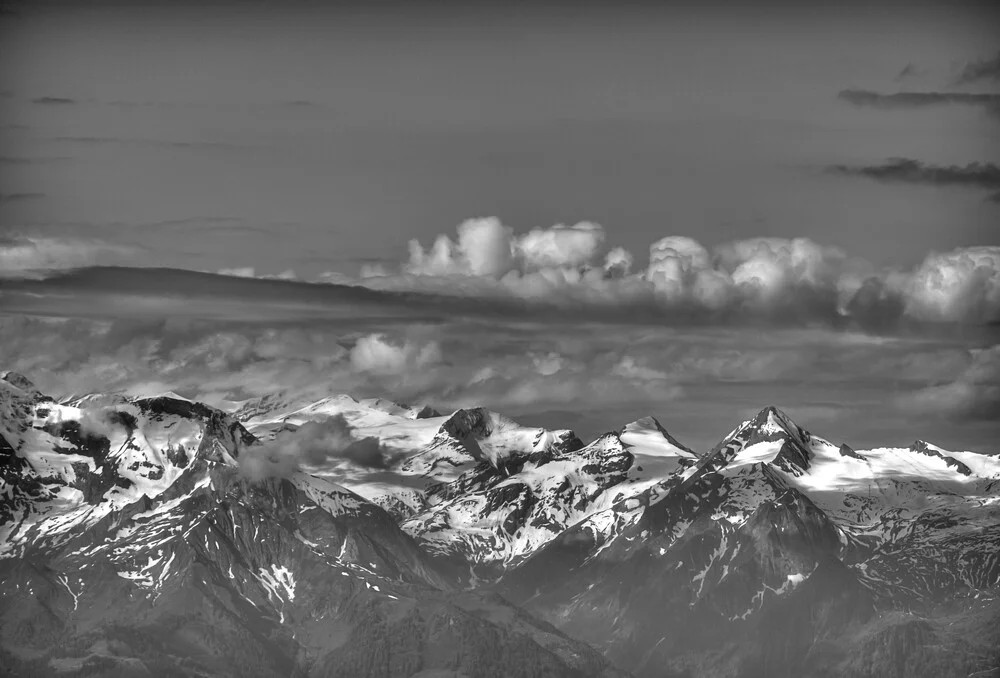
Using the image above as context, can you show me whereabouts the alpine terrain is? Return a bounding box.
[2,370,998,678]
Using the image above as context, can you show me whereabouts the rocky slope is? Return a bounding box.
[2,371,998,677]
[0,373,625,678]
[500,407,1000,677]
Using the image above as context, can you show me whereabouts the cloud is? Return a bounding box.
[217,267,257,278]
[53,135,248,151]
[386,225,877,326]
[0,266,474,323]
[5,220,1000,330]
[518,222,606,270]
[611,355,670,381]
[826,158,1000,202]
[603,247,634,278]
[904,247,1000,324]
[894,63,925,82]
[406,217,608,277]
[4,309,998,453]
[239,415,394,480]
[955,50,1000,85]
[349,333,442,375]
[645,236,728,309]
[0,192,45,204]
[0,236,133,277]
[837,88,1000,115]
[31,97,76,106]
[895,345,1000,421]
[78,407,122,439]
[407,217,514,277]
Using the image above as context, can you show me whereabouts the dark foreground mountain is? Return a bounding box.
[1,371,998,677]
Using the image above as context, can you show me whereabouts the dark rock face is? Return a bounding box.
[909,440,973,475]
[839,443,865,459]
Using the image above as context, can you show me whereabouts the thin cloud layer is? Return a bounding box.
[837,88,1000,115]
[895,345,1000,421]
[30,96,76,106]
[827,159,1000,202]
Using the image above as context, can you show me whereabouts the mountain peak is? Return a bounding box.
[703,405,814,474]
[619,416,696,457]
[749,405,797,432]
[1,371,41,397]
[439,407,497,440]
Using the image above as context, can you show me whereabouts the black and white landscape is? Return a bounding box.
[1,2,999,677]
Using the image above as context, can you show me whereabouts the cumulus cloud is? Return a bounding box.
[644,236,728,309]
[603,246,634,278]
[407,217,515,277]
[350,333,442,375]
[895,345,1000,421]
[518,221,606,270]
[406,217,609,277]
[370,221,1000,327]
[239,415,395,480]
[904,247,1000,324]
[827,158,1000,201]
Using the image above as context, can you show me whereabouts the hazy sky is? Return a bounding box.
[2,2,998,274]
[1,2,998,453]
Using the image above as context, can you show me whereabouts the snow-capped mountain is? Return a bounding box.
[2,370,998,678]
[0,373,626,677]
[502,405,1000,677]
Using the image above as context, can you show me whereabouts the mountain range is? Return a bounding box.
[1,369,998,678]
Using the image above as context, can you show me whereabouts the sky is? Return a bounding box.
[1,1,999,453]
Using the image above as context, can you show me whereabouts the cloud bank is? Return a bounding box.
[6,222,999,331]
[2,311,997,453]
[369,218,1000,328]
